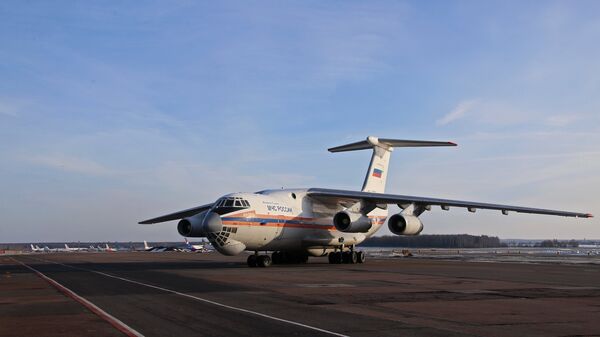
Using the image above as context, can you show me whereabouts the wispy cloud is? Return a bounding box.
[29,154,113,176]
[0,98,23,117]
[545,114,581,127]
[437,99,478,125]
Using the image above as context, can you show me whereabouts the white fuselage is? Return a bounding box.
[205,189,387,256]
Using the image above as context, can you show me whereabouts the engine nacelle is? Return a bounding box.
[177,211,223,237]
[333,211,372,233]
[388,213,423,235]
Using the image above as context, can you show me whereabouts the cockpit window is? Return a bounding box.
[212,197,250,215]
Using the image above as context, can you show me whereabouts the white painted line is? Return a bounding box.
[11,257,144,337]
[34,257,349,337]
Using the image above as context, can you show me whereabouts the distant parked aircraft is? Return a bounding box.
[64,244,87,252]
[141,136,593,267]
[143,240,154,251]
[96,244,116,252]
[104,244,117,252]
[184,238,204,252]
[30,244,44,252]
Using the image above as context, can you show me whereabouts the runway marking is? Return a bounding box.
[296,283,355,288]
[29,256,349,337]
[11,257,144,337]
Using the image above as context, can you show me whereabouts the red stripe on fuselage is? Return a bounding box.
[221,221,336,230]
[221,211,386,230]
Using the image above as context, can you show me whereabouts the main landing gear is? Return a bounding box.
[328,249,366,264]
[247,254,272,267]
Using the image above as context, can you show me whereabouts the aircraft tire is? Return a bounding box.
[257,255,272,267]
[357,251,366,263]
[349,251,358,264]
[342,251,351,264]
[328,252,335,264]
[299,254,309,264]
[247,255,258,267]
[329,252,342,264]
[272,252,281,264]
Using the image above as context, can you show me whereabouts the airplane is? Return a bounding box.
[143,240,154,251]
[142,241,172,252]
[140,136,593,267]
[97,243,117,252]
[30,244,45,253]
[64,244,87,252]
[36,245,58,253]
[45,245,60,253]
[184,238,205,252]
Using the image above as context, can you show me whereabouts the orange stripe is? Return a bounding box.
[222,221,336,230]
[222,217,386,230]
[228,210,386,222]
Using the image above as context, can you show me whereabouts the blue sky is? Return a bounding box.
[1,1,599,242]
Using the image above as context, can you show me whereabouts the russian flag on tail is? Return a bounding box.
[372,168,383,178]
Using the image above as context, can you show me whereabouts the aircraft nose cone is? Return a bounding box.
[202,212,223,233]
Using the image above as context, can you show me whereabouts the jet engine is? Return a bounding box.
[333,211,372,233]
[388,213,423,235]
[177,211,222,237]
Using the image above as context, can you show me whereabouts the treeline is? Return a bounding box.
[360,235,505,248]
[536,239,579,248]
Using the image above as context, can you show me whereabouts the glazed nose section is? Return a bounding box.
[202,212,223,233]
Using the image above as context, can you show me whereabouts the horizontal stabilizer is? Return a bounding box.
[328,136,456,152]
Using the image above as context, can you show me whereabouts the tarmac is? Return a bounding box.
[2,252,600,337]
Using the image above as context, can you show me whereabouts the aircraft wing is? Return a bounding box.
[306,188,592,218]
[139,203,214,224]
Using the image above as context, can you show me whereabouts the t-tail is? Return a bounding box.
[328,136,456,193]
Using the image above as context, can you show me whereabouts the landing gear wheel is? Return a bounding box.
[349,251,358,264]
[329,252,343,264]
[357,251,366,263]
[247,255,258,267]
[342,251,351,264]
[299,254,309,264]
[257,255,272,267]
[328,252,335,264]
[272,252,281,264]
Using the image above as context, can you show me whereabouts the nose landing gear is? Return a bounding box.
[247,253,272,267]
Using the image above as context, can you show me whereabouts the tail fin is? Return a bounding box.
[184,238,194,250]
[144,240,150,249]
[65,244,69,249]
[329,136,456,193]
